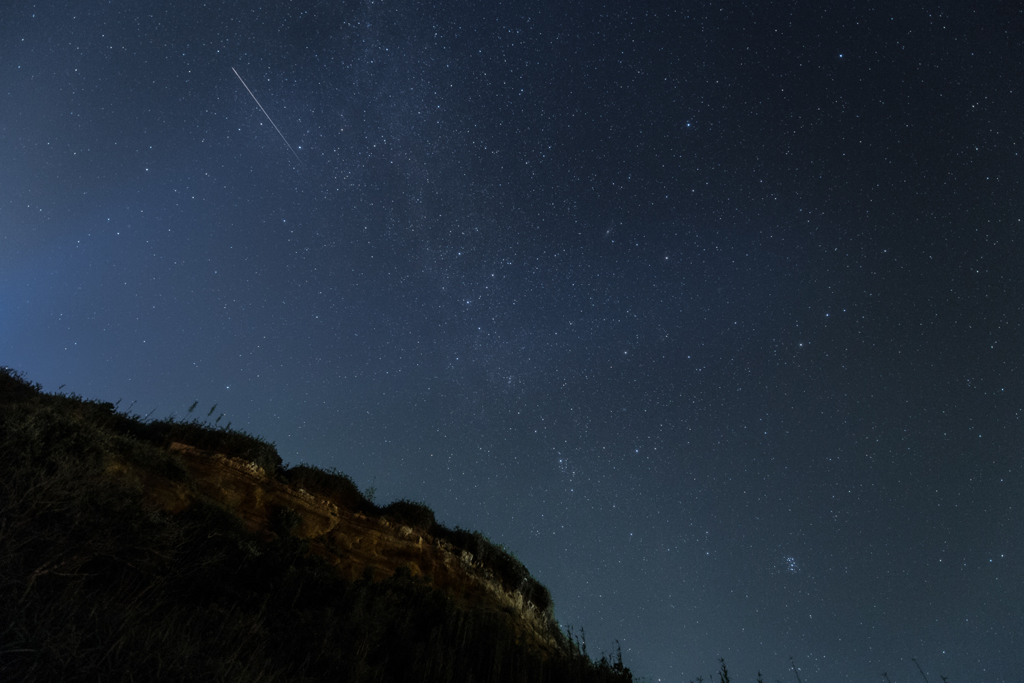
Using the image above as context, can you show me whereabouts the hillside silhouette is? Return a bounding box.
[0,367,632,683]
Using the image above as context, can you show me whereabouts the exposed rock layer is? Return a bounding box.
[109,442,562,656]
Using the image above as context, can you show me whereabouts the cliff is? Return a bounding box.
[110,440,563,655]
[0,367,631,683]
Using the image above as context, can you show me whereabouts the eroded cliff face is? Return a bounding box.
[107,442,564,657]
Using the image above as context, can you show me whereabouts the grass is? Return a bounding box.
[0,367,631,683]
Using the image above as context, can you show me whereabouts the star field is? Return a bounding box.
[1,2,1021,681]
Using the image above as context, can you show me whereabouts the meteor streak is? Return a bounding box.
[231,67,301,164]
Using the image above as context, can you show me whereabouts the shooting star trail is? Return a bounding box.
[231,67,301,164]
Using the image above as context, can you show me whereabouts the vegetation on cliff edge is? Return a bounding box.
[0,367,632,683]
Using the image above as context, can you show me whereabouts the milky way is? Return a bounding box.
[1,2,1020,681]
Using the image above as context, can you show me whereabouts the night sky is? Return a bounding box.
[2,2,1021,681]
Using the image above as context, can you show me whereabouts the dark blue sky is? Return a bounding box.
[2,2,1021,680]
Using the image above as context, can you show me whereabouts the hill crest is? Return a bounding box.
[0,367,632,683]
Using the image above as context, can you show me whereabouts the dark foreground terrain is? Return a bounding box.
[0,367,631,683]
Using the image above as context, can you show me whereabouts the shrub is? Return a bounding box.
[282,464,371,511]
[523,577,553,614]
[0,366,42,403]
[134,419,283,476]
[383,499,437,533]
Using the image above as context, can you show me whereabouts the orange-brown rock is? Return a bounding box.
[109,442,563,656]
